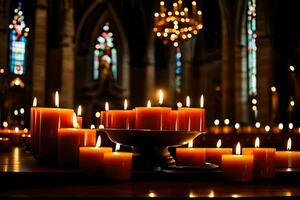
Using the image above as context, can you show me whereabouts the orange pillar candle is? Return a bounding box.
[176,141,206,166]
[80,136,112,174]
[135,100,171,130]
[37,92,74,160]
[30,97,39,155]
[100,102,111,128]
[276,138,300,168]
[222,142,254,182]
[170,110,178,130]
[103,144,133,180]
[206,139,232,167]
[243,137,276,178]
[58,114,96,168]
[177,96,205,131]
[110,99,135,129]
[77,105,83,128]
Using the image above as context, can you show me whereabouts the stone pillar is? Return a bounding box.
[219,0,235,121]
[0,0,8,71]
[59,0,75,108]
[234,0,249,123]
[32,0,48,105]
[256,0,274,123]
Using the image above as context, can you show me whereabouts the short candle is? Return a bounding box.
[206,139,232,167]
[176,140,206,166]
[275,138,300,168]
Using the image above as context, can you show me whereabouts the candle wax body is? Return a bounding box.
[135,107,171,130]
[242,148,256,155]
[170,111,178,130]
[178,108,205,131]
[176,148,206,166]
[38,108,73,160]
[58,128,96,168]
[104,152,132,180]
[244,148,276,178]
[30,107,39,155]
[206,148,232,166]
[77,116,83,128]
[80,147,112,174]
[275,151,300,168]
[110,110,135,129]
[100,111,111,128]
[222,154,253,182]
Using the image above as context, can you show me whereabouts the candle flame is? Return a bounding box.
[186,96,190,107]
[115,143,121,151]
[177,101,182,108]
[216,139,221,148]
[96,136,101,148]
[200,94,204,108]
[255,137,260,148]
[15,127,19,132]
[33,97,37,107]
[147,100,151,108]
[55,91,59,108]
[158,89,164,105]
[77,105,82,116]
[188,140,193,148]
[287,138,292,151]
[90,124,95,129]
[73,112,79,128]
[105,102,109,111]
[236,142,241,155]
[124,99,128,110]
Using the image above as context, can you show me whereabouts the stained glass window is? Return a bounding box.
[93,22,118,80]
[8,2,29,75]
[247,0,257,96]
[175,47,183,93]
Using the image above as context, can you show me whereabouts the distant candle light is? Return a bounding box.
[255,122,261,128]
[265,125,270,132]
[278,123,284,130]
[214,119,220,126]
[288,123,293,130]
[224,119,230,125]
[234,123,240,129]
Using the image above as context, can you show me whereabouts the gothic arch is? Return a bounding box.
[75,0,130,98]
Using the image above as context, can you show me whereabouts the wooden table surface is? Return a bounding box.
[1,147,300,199]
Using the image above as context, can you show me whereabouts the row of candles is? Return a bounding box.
[100,91,205,131]
[177,137,300,182]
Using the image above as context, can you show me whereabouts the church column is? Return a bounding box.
[59,0,75,108]
[0,0,8,71]
[234,1,249,123]
[32,0,48,105]
[219,0,235,121]
[256,0,274,123]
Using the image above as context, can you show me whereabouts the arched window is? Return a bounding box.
[93,22,118,80]
[247,0,257,96]
[175,47,183,94]
[8,1,29,75]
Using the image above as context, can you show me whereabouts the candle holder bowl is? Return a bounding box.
[98,129,203,171]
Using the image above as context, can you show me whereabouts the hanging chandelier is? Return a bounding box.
[153,0,203,47]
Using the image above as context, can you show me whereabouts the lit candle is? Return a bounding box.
[135,91,171,130]
[80,136,112,174]
[192,1,197,16]
[243,137,276,178]
[103,143,133,180]
[206,139,232,167]
[176,140,206,166]
[178,96,206,132]
[30,97,39,155]
[222,142,254,182]
[275,138,300,168]
[100,102,111,128]
[37,92,74,161]
[58,113,96,168]
[110,99,135,129]
[77,105,83,128]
